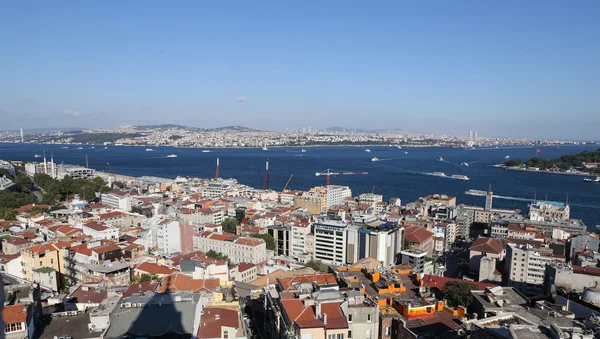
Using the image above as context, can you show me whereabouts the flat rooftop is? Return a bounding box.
[34,313,102,339]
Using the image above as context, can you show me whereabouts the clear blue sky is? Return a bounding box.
[1,1,599,139]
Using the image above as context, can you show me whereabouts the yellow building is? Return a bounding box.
[20,241,70,282]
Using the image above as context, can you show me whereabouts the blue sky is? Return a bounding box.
[1,1,599,139]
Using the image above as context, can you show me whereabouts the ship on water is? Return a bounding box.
[202,150,211,153]
[167,154,178,158]
[365,149,371,153]
[465,189,487,196]
[451,174,470,180]
[145,148,153,152]
[583,176,600,182]
[438,156,444,161]
[301,149,307,153]
[371,157,379,162]
[461,162,469,167]
[432,172,446,177]
[262,146,268,151]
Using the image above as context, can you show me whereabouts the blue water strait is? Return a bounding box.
[2,143,599,229]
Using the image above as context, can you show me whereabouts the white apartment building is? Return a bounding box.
[193,232,267,264]
[57,166,95,180]
[154,220,182,255]
[346,220,404,266]
[505,243,561,294]
[82,221,119,241]
[101,190,132,212]
[528,202,570,222]
[358,193,383,207]
[432,222,456,255]
[313,220,348,265]
[301,185,352,212]
[291,222,312,258]
[179,208,224,226]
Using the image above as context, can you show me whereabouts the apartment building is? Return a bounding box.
[403,226,434,257]
[101,190,132,212]
[290,220,312,258]
[193,231,267,264]
[313,220,348,265]
[20,241,70,282]
[398,250,432,274]
[346,218,404,266]
[455,205,474,238]
[267,225,292,257]
[82,221,119,241]
[432,222,456,255]
[301,185,352,212]
[358,193,383,206]
[529,201,570,222]
[505,243,562,294]
[156,220,182,255]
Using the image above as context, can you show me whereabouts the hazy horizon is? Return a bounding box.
[1,1,599,140]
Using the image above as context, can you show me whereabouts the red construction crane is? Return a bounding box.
[315,168,368,185]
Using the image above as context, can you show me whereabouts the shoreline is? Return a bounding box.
[492,164,592,177]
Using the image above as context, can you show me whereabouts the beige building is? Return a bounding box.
[2,237,32,255]
[20,241,70,282]
[193,231,268,264]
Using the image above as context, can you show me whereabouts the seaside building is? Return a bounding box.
[101,190,133,212]
[528,201,570,222]
[313,219,348,265]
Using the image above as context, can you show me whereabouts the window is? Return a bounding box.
[348,314,352,323]
[386,327,390,336]
[39,261,42,267]
[348,330,352,339]
[302,334,313,339]
[224,330,229,339]
[367,313,372,323]
[5,322,23,333]
[50,258,54,264]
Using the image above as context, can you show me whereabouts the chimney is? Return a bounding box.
[315,303,322,318]
[323,313,327,325]
[215,314,220,320]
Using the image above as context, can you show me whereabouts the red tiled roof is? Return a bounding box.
[98,211,124,220]
[573,265,600,277]
[84,221,109,231]
[69,243,93,256]
[92,243,121,254]
[16,204,51,213]
[321,302,348,329]
[136,262,177,275]
[107,190,129,197]
[281,299,322,329]
[237,263,255,273]
[277,273,337,291]
[3,305,27,324]
[469,237,505,254]
[404,226,434,244]
[197,308,240,339]
[68,285,107,304]
[123,281,159,297]
[420,274,498,291]
[6,237,31,246]
[156,273,220,293]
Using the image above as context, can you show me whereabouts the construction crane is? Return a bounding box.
[315,168,368,185]
[282,174,294,192]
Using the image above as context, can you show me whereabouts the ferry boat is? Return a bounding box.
[34,154,41,158]
[404,152,408,154]
[504,155,510,159]
[397,146,402,149]
[61,146,68,149]
[465,189,487,196]
[371,157,379,162]
[77,147,83,150]
[451,174,470,180]
[432,172,446,177]
[262,147,268,151]
[583,176,600,182]
[202,150,211,153]
[365,149,371,153]
[145,148,153,152]
[301,149,307,153]
[90,146,95,149]
[438,157,444,161]
[461,162,469,167]
[167,154,178,158]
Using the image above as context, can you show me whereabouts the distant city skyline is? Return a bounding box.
[1,1,599,140]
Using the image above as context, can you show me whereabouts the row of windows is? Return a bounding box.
[5,322,23,333]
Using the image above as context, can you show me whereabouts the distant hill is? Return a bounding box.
[1,127,87,133]
[135,124,260,132]
[206,125,260,132]
[325,126,403,133]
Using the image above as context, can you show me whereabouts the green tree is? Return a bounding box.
[304,260,329,273]
[113,181,126,189]
[0,169,13,180]
[206,249,230,262]
[249,233,275,251]
[0,191,35,209]
[443,281,478,308]
[221,218,238,234]
[0,207,16,220]
[135,273,158,283]
[14,175,33,193]
[503,159,523,167]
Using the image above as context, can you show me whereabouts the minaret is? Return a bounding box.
[50,152,55,178]
[262,158,269,189]
[43,151,47,174]
[485,183,493,211]
[215,158,220,179]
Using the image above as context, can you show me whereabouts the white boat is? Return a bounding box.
[77,147,83,150]
[167,154,178,158]
[451,174,470,180]
[365,149,371,153]
[465,189,487,196]
[61,146,68,149]
[397,146,402,149]
[438,156,444,161]
[202,150,211,153]
[371,157,379,162]
[461,162,469,167]
[145,148,153,152]
[432,172,446,177]
[404,151,408,154]
[583,176,600,182]
[91,146,95,149]
[504,155,510,159]
[301,149,307,153]
[104,147,108,149]
[34,154,41,158]
[262,147,268,151]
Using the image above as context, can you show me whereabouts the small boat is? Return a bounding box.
[438,157,444,161]
[104,147,108,149]
[451,174,470,180]
[365,149,371,153]
[461,162,469,167]
[145,148,153,152]
[583,177,600,182]
[77,147,83,150]
[167,154,178,158]
[301,149,307,153]
[397,146,402,149]
[371,157,379,162]
[262,147,268,151]
[61,146,68,149]
[504,155,510,159]
[432,172,446,177]
[90,146,95,149]
[202,150,211,153]
[34,154,41,158]
[404,152,408,154]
